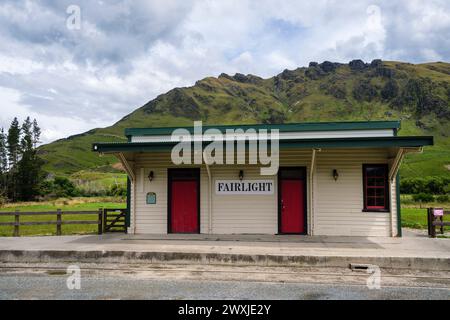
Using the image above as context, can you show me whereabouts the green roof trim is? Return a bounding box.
[124,120,401,137]
[93,136,433,153]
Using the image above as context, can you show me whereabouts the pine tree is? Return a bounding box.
[21,117,33,153]
[1,117,44,202]
[7,117,21,168]
[6,118,21,201]
[17,118,44,201]
[0,128,7,199]
[32,119,41,148]
[0,128,7,174]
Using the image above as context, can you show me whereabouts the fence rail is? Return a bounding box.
[0,208,127,236]
[427,208,450,238]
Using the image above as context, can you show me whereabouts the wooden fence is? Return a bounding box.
[0,208,127,237]
[427,208,449,238]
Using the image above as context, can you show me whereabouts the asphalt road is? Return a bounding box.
[1,270,449,300]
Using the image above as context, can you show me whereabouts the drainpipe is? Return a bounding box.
[203,150,213,234]
[309,148,321,236]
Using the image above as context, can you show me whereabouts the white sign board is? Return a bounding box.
[433,208,444,216]
[215,180,274,195]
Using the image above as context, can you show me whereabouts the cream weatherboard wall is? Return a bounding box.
[128,148,398,237]
[130,153,210,234]
[313,148,397,237]
[210,149,312,234]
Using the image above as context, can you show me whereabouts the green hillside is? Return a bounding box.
[38,60,450,181]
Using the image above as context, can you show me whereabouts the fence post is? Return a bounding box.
[430,208,437,238]
[56,209,62,236]
[98,208,103,235]
[427,208,432,237]
[103,209,107,233]
[122,209,126,233]
[13,209,19,237]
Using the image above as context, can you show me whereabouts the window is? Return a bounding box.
[363,164,389,212]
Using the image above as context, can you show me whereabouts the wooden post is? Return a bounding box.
[13,210,19,237]
[98,208,103,235]
[427,208,432,237]
[430,208,436,238]
[103,209,107,233]
[56,209,62,236]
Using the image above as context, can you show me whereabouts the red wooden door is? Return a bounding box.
[170,180,198,233]
[280,179,305,234]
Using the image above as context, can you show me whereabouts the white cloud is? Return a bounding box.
[0,87,103,143]
[0,0,448,144]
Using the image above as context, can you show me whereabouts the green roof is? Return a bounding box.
[124,120,401,137]
[93,136,433,153]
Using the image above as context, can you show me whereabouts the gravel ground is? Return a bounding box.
[0,263,449,300]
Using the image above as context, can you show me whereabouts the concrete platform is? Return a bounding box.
[0,234,449,271]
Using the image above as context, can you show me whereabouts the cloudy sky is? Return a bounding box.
[0,0,449,144]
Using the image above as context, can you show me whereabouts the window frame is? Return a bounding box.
[362,164,390,212]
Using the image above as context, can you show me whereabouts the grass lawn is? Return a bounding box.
[400,195,449,231]
[402,208,450,231]
[401,208,428,229]
[0,197,126,237]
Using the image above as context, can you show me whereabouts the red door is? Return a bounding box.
[170,180,198,233]
[280,179,305,234]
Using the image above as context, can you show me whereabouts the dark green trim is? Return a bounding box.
[280,136,433,149]
[396,172,402,237]
[124,134,131,229]
[126,177,131,228]
[93,136,433,153]
[124,120,401,137]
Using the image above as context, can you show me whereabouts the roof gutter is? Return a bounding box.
[92,136,434,153]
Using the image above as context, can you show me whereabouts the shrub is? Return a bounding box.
[400,177,450,195]
[40,177,80,198]
[444,184,450,194]
[109,184,127,197]
[352,80,378,101]
[53,177,79,197]
[412,193,434,203]
[436,195,449,203]
[381,79,399,100]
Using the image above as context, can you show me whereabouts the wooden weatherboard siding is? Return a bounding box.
[127,148,398,236]
[131,153,209,234]
[313,148,397,237]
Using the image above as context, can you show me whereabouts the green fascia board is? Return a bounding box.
[280,136,433,149]
[93,136,433,153]
[124,121,401,137]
